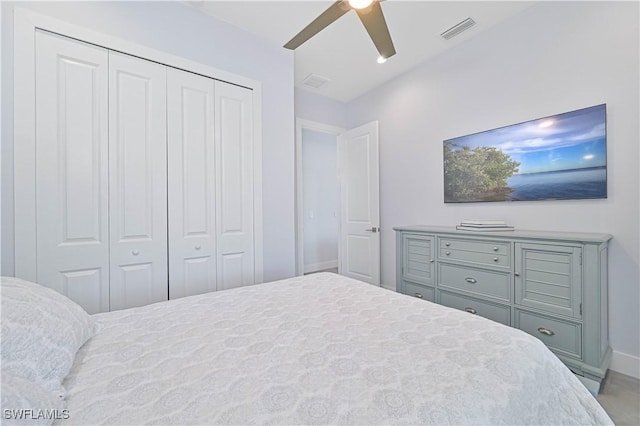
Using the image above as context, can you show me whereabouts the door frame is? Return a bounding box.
[13,8,263,283]
[295,119,345,276]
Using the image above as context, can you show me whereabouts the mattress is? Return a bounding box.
[59,273,612,425]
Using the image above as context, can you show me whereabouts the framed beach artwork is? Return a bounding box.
[443,104,607,203]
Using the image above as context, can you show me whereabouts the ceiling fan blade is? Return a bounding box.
[284,1,350,50]
[355,1,396,59]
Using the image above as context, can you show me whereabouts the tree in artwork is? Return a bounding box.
[444,143,520,202]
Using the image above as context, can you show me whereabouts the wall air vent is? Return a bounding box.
[440,18,476,40]
[302,73,331,89]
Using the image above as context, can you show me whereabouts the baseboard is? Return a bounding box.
[304,260,338,274]
[610,350,640,379]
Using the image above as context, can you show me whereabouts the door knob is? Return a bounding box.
[365,227,379,233]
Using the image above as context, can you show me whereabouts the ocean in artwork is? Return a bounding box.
[506,166,606,201]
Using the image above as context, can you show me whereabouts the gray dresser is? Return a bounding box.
[394,225,612,391]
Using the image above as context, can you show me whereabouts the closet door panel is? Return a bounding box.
[167,68,216,299]
[35,31,109,314]
[215,82,254,290]
[109,52,168,311]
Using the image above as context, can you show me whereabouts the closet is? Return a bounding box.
[28,30,256,314]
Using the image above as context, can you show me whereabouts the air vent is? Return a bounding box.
[441,18,476,40]
[302,73,331,89]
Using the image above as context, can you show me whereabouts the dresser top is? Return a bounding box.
[393,225,612,243]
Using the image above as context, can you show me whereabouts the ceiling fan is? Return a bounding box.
[283,0,396,62]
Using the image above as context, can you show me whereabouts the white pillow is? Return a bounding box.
[1,370,67,426]
[1,277,97,393]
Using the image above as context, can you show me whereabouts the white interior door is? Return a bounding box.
[108,52,168,310]
[35,31,110,314]
[167,68,217,299]
[338,121,380,285]
[215,81,254,290]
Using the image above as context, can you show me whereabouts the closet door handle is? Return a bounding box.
[465,307,477,314]
[465,277,477,284]
[414,293,423,299]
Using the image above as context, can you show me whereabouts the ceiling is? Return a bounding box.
[188,1,535,102]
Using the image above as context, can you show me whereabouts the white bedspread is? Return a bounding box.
[59,273,612,425]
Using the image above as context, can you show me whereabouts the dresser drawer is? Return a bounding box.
[515,309,582,359]
[402,281,435,302]
[438,290,510,326]
[439,238,510,269]
[438,263,510,302]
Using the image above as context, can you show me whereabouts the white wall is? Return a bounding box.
[346,1,640,360]
[295,88,348,129]
[0,1,296,282]
[302,128,338,271]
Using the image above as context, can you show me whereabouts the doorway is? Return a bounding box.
[296,120,343,275]
[296,119,381,285]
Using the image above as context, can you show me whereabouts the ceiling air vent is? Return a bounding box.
[302,73,330,89]
[441,18,476,40]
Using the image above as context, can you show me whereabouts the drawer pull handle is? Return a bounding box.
[445,251,451,256]
[465,277,477,284]
[445,242,451,247]
[195,244,201,250]
[493,246,499,252]
[537,327,555,336]
[430,259,435,263]
[493,257,499,262]
[465,307,477,314]
[514,272,520,277]
[414,293,423,299]
[132,250,140,256]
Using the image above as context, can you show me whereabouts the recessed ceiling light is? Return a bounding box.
[377,56,387,64]
[349,0,373,10]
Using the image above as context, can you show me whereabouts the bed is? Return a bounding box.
[2,273,612,425]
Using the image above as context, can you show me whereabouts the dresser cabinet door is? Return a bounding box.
[402,234,435,286]
[515,243,582,319]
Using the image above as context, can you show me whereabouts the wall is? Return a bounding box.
[302,128,338,272]
[295,88,348,129]
[346,1,640,365]
[0,1,296,282]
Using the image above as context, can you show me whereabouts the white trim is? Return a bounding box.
[13,7,263,283]
[14,10,37,281]
[253,85,264,284]
[610,350,640,379]
[304,260,338,274]
[295,119,345,276]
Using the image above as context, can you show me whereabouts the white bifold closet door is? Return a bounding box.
[214,81,254,290]
[167,68,216,299]
[32,30,256,312]
[108,52,168,311]
[35,32,110,314]
[167,69,254,297]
